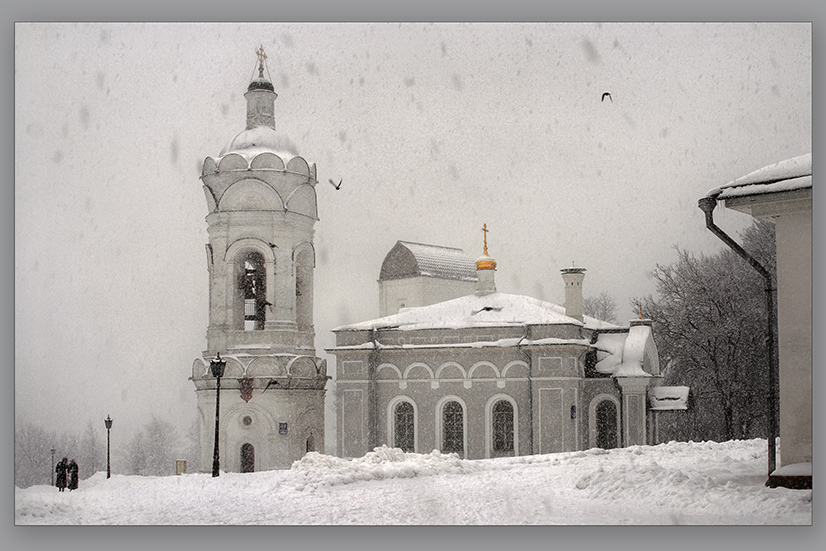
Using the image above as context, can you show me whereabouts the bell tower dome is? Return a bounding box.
[191,47,327,472]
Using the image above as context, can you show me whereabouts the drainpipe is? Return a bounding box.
[697,196,778,479]
[368,328,379,450]
[516,329,533,455]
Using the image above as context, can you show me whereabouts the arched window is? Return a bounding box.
[394,401,415,452]
[442,401,464,454]
[492,400,514,454]
[596,400,619,449]
[238,252,266,331]
[306,432,316,453]
[240,443,255,473]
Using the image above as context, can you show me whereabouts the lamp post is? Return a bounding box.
[210,353,226,477]
[50,446,55,486]
[104,415,113,479]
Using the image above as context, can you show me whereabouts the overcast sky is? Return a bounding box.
[14,22,811,448]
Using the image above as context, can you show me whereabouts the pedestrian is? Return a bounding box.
[55,457,68,492]
[67,459,79,491]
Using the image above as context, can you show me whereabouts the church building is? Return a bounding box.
[190,48,328,472]
[330,228,674,460]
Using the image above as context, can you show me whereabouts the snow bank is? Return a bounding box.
[287,446,483,490]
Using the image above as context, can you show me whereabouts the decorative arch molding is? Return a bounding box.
[249,152,286,171]
[219,178,285,212]
[292,241,317,268]
[387,395,418,452]
[435,395,468,459]
[192,357,210,379]
[403,362,435,380]
[224,237,276,264]
[246,356,286,378]
[502,360,529,378]
[435,362,467,380]
[286,355,320,378]
[285,156,311,176]
[285,185,318,219]
[469,361,501,379]
[217,153,248,172]
[377,363,403,380]
[222,356,245,379]
[484,394,520,458]
[202,186,218,213]
[224,402,277,434]
[588,393,622,449]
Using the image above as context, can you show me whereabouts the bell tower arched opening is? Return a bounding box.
[235,251,267,331]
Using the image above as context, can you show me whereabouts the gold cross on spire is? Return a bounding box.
[256,45,267,77]
[482,223,489,255]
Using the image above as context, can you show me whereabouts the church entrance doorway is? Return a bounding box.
[596,400,618,449]
[240,443,255,472]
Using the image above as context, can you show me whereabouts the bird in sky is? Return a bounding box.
[602,92,613,102]
[328,178,342,190]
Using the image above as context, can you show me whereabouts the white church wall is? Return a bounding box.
[775,210,812,466]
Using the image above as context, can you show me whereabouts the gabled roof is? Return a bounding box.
[379,241,477,282]
[707,153,812,200]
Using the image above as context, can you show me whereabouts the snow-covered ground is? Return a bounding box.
[15,439,811,525]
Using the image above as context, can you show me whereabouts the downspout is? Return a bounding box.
[697,196,778,479]
[368,328,379,450]
[517,329,533,455]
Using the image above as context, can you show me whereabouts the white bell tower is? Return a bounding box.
[191,47,328,472]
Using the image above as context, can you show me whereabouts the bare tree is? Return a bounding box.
[638,220,776,442]
[124,415,181,476]
[583,291,618,323]
[78,420,104,479]
[15,422,55,488]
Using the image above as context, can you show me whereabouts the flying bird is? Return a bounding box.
[328,178,342,190]
[602,92,613,103]
[261,379,279,394]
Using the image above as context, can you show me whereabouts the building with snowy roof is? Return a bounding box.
[704,152,811,489]
[378,241,477,316]
[329,230,671,460]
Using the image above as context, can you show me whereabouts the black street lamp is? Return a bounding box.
[50,446,55,486]
[210,353,226,477]
[104,415,113,479]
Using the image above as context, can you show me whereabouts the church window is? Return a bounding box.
[442,401,464,454]
[492,400,514,452]
[596,400,619,449]
[394,401,415,452]
[238,252,266,331]
[306,432,316,453]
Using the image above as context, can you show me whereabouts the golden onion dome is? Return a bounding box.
[475,223,497,270]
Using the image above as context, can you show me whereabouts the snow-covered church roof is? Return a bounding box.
[379,241,477,282]
[333,292,621,332]
[706,152,812,200]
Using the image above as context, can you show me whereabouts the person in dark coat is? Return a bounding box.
[67,459,79,491]
[55,457,68,492]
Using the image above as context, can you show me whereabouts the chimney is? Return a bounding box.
[561,267,586,322]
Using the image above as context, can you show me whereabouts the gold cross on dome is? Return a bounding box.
[256,45,267,77]
[482,223,489,255]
